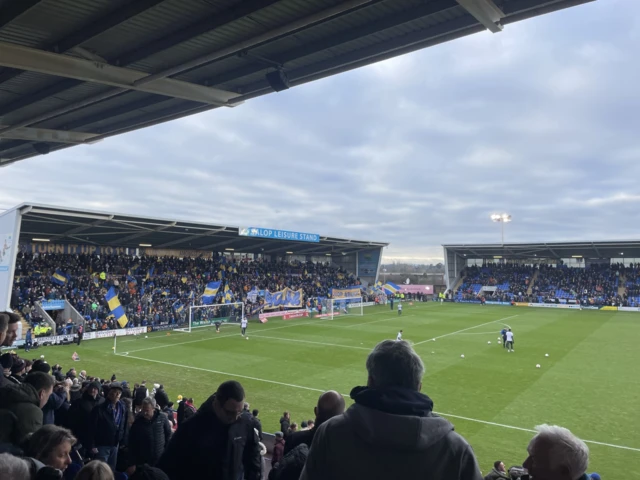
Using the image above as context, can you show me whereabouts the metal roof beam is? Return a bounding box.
[0,0,166,86]
[154,229,227,249]
[455,0,504,33]
[592,242,602,257]
[0,0,277,118]
[0,124,100,144]
[0,42,240,106]
[109,222,176,245]
[208,0,459,86]
[0,0,43,29]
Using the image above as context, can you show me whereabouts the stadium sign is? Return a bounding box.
[485,301,512,306]
[528,303,581,310]
[618,306,640,312]
[41,300,65,310]
[348,302,376,308]
[283,311,309,320]
[83,326,147,340]
[258,309,307,322]
[239,227,320,243]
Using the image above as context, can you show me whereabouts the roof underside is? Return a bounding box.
[444,241,640,260]
[0,0,593,165]
[11,204,387,256]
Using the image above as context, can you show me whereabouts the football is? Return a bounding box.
[545,353,549,357]
[461,354,465,358]
[536,364,541,368]
[488,341,491,344]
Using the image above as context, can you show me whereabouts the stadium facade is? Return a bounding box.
[0,203,387,311]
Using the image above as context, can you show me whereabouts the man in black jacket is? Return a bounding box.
[154,385,169,410]
[128,397,171,467]
[88,381,128,471]
[157,380,262,480]
[67,381,104,456]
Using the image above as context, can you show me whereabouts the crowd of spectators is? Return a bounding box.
[12,253,359,332]
[456,263,629,306]
[0,311,601,480]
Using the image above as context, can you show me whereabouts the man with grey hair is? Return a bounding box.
[300,340,483,480]
[523,424,590,480]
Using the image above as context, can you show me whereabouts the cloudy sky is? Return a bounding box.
[1,0,637,263]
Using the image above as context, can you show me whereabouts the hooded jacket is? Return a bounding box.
[157,394,262,480]
[300,386,483,480]
[0,382,43,445]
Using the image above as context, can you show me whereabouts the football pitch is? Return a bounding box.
[41,303,639,477]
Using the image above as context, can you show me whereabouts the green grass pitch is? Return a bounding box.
[37,303,639,477]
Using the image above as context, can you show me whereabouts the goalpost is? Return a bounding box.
[320,296,364,320]
[177,302,245,333]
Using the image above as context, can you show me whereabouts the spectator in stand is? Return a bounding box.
[154,385,169,410]
[287,422,298,436]
[272,432,285,468]
[88,382,128,471]
[182,397,196,422]
[76,460,115,480]
[43,378,70,425]
[523,424,590,480]
[157,380,262,480]
[133,381,149,413]
[0,371,54,445]
[163,401,176,429]
[300,340,483,480]
[306,420,315,430]
[128,397,172,467]
[0,313,8,351]
[0,452,31,480]
[67,381,104,457]
[252,409,263,440]
[129,464,170,480]
[1,312,20,347]
[280,411,291,438]
[484,461,510,480]
[24,424,76,473]
[284,390,345,455]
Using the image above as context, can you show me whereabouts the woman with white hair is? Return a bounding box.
[523,424,590,480]
[0,453,30,480]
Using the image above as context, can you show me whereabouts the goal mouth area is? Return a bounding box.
[182,302,245,333]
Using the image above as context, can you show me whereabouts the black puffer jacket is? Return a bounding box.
[67,391,104,448]
[154,389,169,409]
[128,409,171,466]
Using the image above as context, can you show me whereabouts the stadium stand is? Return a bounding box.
[12,253,359,332]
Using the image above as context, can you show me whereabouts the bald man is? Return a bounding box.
[284,390,345,455]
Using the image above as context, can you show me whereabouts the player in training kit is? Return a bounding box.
[241,316,248,336]
[215,321,222,333]
[505,328,514,352]
[396,330,403,341]
[397,303,402,316]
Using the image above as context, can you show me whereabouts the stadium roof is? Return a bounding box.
[0,0,593,166]
[5,203,388,256]
[443,241,640,260]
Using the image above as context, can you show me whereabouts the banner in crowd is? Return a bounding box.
[105,287,129,328]
[51,269,70,286]
[331,286,362,299]
[357,249,381,277]
[202,281,221,304]
[263,288,304,309]
[142,248,213,258]
[20,243,133,256]
[41,299,66,310]
[383,282,401,295]
[239,227,320,243]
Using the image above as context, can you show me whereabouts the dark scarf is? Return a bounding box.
[350,386,435,417]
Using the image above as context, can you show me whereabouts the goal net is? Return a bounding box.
[319,296,364,320]
[178,302,245,333]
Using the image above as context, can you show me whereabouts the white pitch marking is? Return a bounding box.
[413,315,519,346]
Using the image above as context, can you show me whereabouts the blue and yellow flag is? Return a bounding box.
[202,281,221,305]
[173,301,185,314]
[105,287,128,328]
[146,265,154,280]
[51,269,69,286]
[383,282,401,295]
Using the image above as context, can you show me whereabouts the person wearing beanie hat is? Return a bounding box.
[31,359,52,374]
[129,464,170,480]
[1,352,13,374]
[9,357,26,384]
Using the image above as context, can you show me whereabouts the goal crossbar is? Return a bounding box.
[322,296,364,320]
[179,302,245,333]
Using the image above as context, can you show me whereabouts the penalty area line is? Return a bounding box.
[117,354,640,453]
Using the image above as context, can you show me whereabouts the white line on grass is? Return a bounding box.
[119,309,415,355]
[456,331,504,336]
[413,315,518,346]
[120,354,640,453]
[247,334,371,351]
[343,314,413,329]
